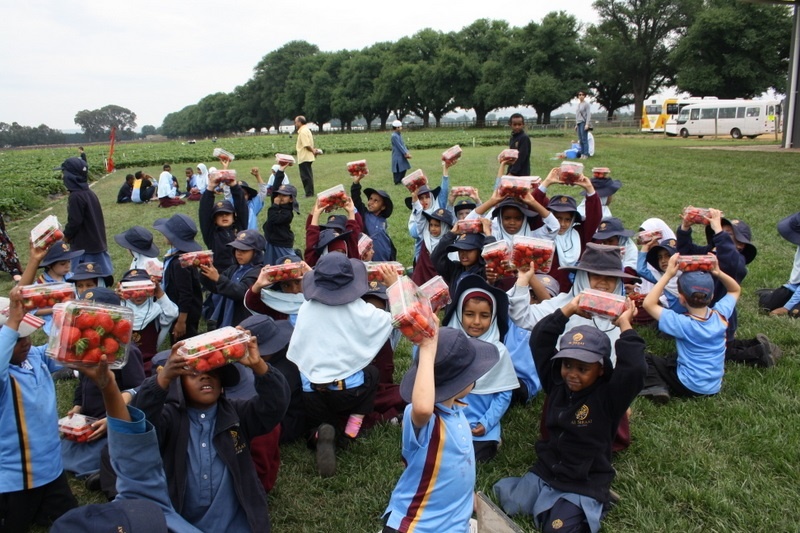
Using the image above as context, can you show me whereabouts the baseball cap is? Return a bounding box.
[553,325,611,364]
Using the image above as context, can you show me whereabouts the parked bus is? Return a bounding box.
[665,99,782,139]
[641,97,714,133]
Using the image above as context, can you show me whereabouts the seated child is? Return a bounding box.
[381,325,500,533]
[118,269,178,376]
[411,205,454,286]
[758,211,800,317]
[200,229,266,328]
[132,334,290,532]
[636,237,686,315]
[114,226,161,271]
[431,230,491,298]
[263,183,299,265]
[34,241,84,334]
[405,172,449,263]
[577,171,621,219]
[494,302,645,533]
[199,173,249,272]
[304,199,361,267]
[352,175,396,261]
[244,254,309,325]
[131,171,156,204]
[470,188,559,247]
[117,174,134,204]
[443,275,519,462]
[69,261,112,292]
[592,217,638,273]
[186,164,208,201]
[266,163,290,196]
[640,256,740,403]
[447,188,481,221]
[286,254,393,477]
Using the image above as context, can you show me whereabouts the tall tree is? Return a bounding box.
[671,0,791,99]
[593,0,700,122]
[585,24,634,120]
[252,41,319,129]
[74,105,137,142]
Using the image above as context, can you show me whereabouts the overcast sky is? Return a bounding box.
[0,0,599,131]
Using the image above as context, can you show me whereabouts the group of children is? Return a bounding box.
[0,143,795,533]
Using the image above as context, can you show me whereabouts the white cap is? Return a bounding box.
[391,120,403,128]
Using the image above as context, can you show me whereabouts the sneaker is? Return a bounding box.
[84,472,102,492]
[639,386,670,404]
[316,424,336,478]
[756,334,781,364]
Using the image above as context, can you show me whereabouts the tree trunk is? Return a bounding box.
[474,106,488,129]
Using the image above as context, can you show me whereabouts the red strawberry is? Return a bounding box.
[82,329,101,349]
[74,312,97,330]
[112,319,132,343]
[226,343,246,360]
[194,358,211,373]
[95,311,114,334]
[101,337,120,355]
[206,351,226,368]
[83,347,103,364]
[62,325,82,347]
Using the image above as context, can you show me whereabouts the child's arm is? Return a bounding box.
[474,188,503,217]
[230,183,249,232]
[522,191,560,236]
[576,176,602,244]
[410,317,440,429]
[234,336,291,438]
[198,178,219,248]
[350,178,366,215]
[18,242,49,286]
[530,303,572,391]
[438,164,450,209]
[76,356,130,422]
[712,260,741,302]
[635,250,659,284]
[643,254,679,320]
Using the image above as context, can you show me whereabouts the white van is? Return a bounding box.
[665,99,782,139]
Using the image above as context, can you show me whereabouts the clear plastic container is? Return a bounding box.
[387,277,436,344]
[144,258,163,280]
[58,414,98,442]
[20,282,77,311]
[578,289,626,319]
[365,261,406,283]
[401,169,427,192]
[481,240,513,277]
[179,250,214,268]
[177,327,251,372]
[634,230,663,245]
[441,145,462,166]
[346,160,369,177]
[30,215,63,249]
[682,206,721,226]
[317,184,348,212]
[46,300,134,369]
[210,169,237,185]
[497,176,532,198]
[453,219,484,235]
[559,161,584,185]
[261,262,304,284]
[512,236,555,274]
[450,186,478,198]
[497,148,519,162]
[275,153,296,166]
[358,234,373,260]
[592,167,611,178]
[419,275,450,313]
[119,280,155,300]
[677,254,717,272]
[212,147,235,161]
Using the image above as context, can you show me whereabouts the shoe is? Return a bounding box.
[84,472,101,491]
[756,334,781,365]
[608,488,622,505]
[52,368,77,381]
[639,386,670,404]
[316,424,336,478]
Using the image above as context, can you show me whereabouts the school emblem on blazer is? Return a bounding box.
[551,519,564,530]
[230,429,246,454]
[575,404,590,421]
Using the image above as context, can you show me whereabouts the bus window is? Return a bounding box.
[666,103,681,115]
[737,107,745,118]
[645,105,662,115]
[701,108,717,119]
[746,107,760,117]
[718,107,736,119]
[689,108,700,120]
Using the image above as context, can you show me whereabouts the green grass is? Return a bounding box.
[5,132,800,532]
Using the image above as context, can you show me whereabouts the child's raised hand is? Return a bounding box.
[250,167,260,177]
[575,174,595,195]
[77,354,116,391]
[156,341,193,390]
[480,217,492,236]
[665,254,680,277]
[707,208,723,233]
[564,293,587,318]
[312,198,325,216]
[417,314,440,350]
[199,263,220,282]
[298,261,312,276]
[543,167,560,186]
[614,298,636,328]
[484,265,498,284]
[378,263,399,287]
[344,196,356,216]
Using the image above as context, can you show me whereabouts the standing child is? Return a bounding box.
[494,300,646,533]
[199,173,249,272]
[506,113,531,176]
[352,175,396,261]
[640,256,741,403]
[390,120,412,185]
[381,325,499,533]
[263,183,300,266]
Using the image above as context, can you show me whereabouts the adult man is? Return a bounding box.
[294,116,320,198]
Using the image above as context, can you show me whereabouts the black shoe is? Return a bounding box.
[85,472,102,491]
[639,386,670,404]
[316,424,336,478]
[52,368,76,380]
[755,334,778,367]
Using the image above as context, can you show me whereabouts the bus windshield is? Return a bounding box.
[676,109,690,124]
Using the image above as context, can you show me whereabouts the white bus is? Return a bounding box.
[665,99,782,139]
[641,96,714,133]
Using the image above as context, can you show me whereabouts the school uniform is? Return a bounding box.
[162,250,202,342]
[199,186,249,272]
[352,182,396,261]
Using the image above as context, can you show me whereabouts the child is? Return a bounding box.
[390,119,411,185]
[131,171,156,204]
[411,206,454,286]
[156,164,185,208]
[304,198,360,266]
[239,175,268,231]
[431,229,491,297]
[118,269,178,376]
[577,172,621,219]
[199,229,266,328]
[244,254,310,324]
[69,261,112,293]
[0,247,78,531]
[494,301,646,533]
[263,183,299,265]
[758,211,800,317]
[286,253,393,477]
[450,198,478,222]
[381,325,500,533]
[152,214,203,343]
[266,164,290,195]
[637,237,685,314]
[34,241,84,333]
[469,188,559,247]
[199,173,249,272]
[132,333,290,532]
[592,217,638,272]
[506,112,531,176]
[443,275,519,462]
[405,166,450,262]
[114,226,161,271]
[186,164,209,201]
[640,256,740,403]
[352,175,396,261]
[117,174,134,203]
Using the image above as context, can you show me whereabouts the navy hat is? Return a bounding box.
[211,200,235,216]
[593,217,635,241]
[778,212,800,246]
[315,228,351,253]
[321,214,347,233]
[363,280,389,302]
[704,217,757,264]
[152,349,240,388]
[239,180,258,200]
[677,271,714,300]
[80,287,121,306]
[364,188,394,218]
[560,242,640,281]
[399,327,499,403]
[227,229,267,251]
[554,325,611,364]
[51,499,168,533]
[491,198,536,219]
[303,253,368,306]
[70,262,110,281]
[535,274,561,297]
[423,207,455,227]
[454,199,477,213]
[121,269,150,283]
[40,241,84,267]
[272,184,300,214]
[443,274,509,341]
[589,177,622,197]
[114,226,159,257]
[547,195,583,223]
[153,214,202,253]
[275,252,303,265]
[446,232,486,252]
[404,185,442,210]
[238,315,294,355]
[645,238,678,272]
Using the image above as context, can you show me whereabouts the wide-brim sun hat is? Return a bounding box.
[399,327,500,403]
[40,241,85,267]
[778,211,800,246]
[490,198,536,219]
[593,217,634,240]
[559,242,640,281]
[446,232,486,252]
[364,188,394,218]
[404,185,442,210]
[588,177,622,197]
[153,214,202,253]
[238,315,294,355]
[114,226,159,257]
[704,217,757,264]
[547,195,583,223]
[302,253,368,306]
[315,228,352,252]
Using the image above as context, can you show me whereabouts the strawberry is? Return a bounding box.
[83,347,103,364]
[112,319,132,343]
[206,351,226,368]
[95,311,114,334]
[83,329,101,349]
[226,343,246,360]
[74,311,97,330]
[62,325,82,347]
[101,337,120,355]
[194,358,211,373]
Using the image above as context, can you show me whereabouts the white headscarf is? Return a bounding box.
[196,163,209,193]
[414,201,451,254]
[639,218,679,299]
[554,214,582,267]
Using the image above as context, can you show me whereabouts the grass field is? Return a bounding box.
[3,133,800,532]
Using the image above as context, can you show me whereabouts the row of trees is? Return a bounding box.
[0,122,66,147]
[161,0,791,138]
